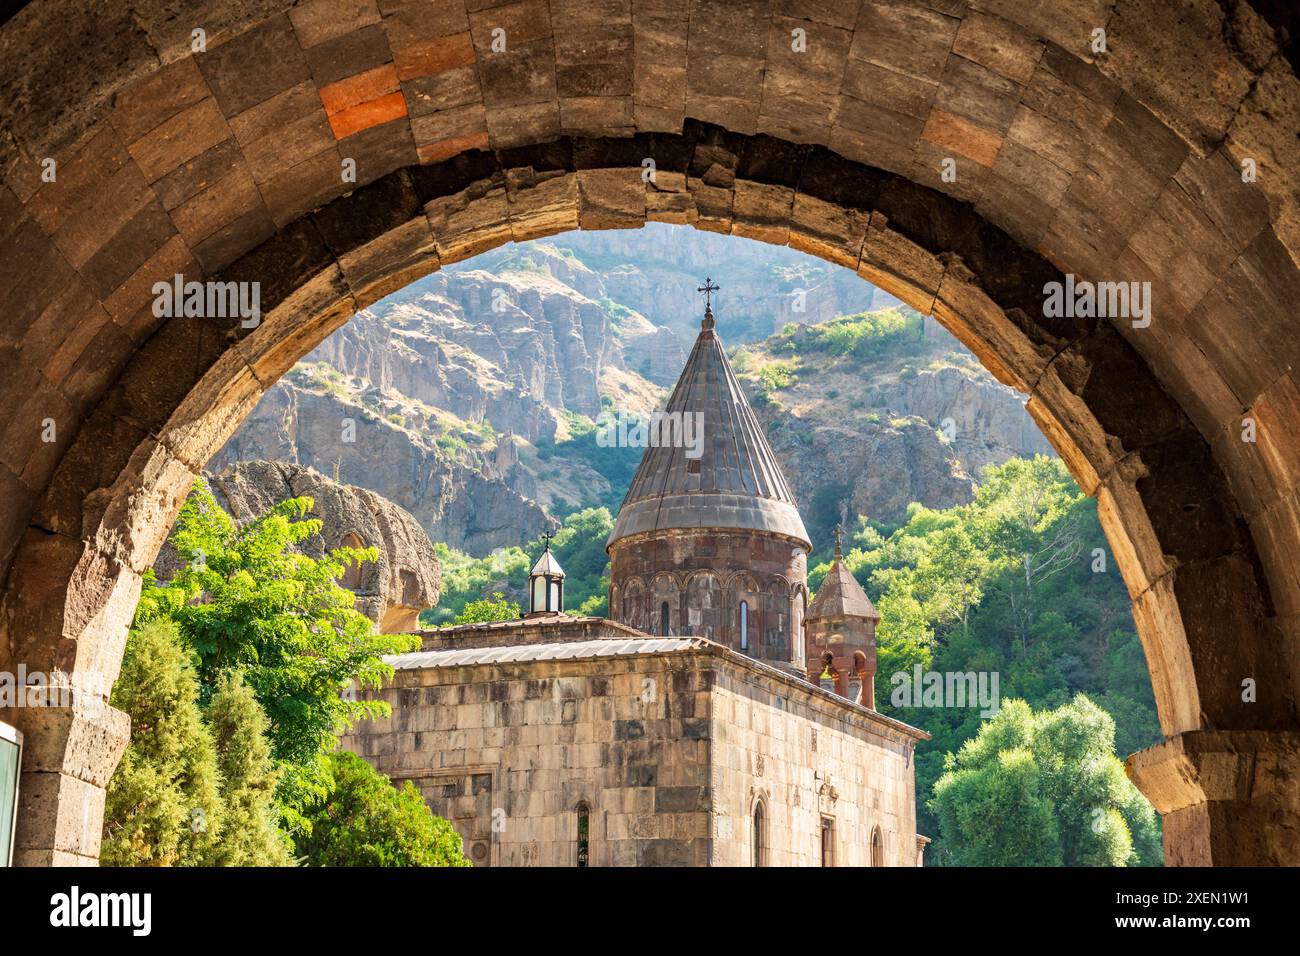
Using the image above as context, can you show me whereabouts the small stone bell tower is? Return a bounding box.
[805,526,879,708]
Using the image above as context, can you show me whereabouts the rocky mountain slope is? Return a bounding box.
[733,311,1056,534]
[469,225,900,381]
[215,229,1056,556]
[210,266,657,552]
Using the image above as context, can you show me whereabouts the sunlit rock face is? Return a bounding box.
[155,460,441,633]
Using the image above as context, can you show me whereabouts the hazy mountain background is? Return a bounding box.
[213,223,1051,554]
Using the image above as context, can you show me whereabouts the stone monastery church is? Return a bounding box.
[343,286,929,867]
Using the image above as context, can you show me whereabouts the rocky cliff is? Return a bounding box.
[209,369,557,555]
[158,461,442,633]
[735,315,1056,534]
[218,231,1055,557]
[539,225,900,350]
[213,261,675,550]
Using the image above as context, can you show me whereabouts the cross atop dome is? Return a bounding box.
[697,277,719,329]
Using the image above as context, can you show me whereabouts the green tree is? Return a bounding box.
[295,751,470,867]
[451,591,521,624]
[930,745,1063,866]
[134,479,419,770]
[102,620,224,866]
[914,525,987,638]
[931,696,1159,866]
[204,670,293,866]
[967,456,1085,655]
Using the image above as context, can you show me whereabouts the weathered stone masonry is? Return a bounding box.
[341,634,925,866]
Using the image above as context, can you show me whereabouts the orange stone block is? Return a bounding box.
[319,63,401,115]
[327,91,409,139]
[920,109,1003,168]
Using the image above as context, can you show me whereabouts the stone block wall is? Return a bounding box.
[341,641,924,866]
[341,650,713,867]
[708,661,920,867]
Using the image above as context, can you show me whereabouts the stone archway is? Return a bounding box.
[1,0,1298,866]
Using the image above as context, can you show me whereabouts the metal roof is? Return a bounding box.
[530,547,565,577]
[607,315,811,550]
[382,632,928,741]
[386,637,708,670]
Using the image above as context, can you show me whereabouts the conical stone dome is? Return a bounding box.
[808,556,879,621]
[607,309,810,550]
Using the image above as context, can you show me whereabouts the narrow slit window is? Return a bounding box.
[576,803,590,868]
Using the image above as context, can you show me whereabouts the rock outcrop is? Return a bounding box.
[158,461,442,634]
[764,414,977,529]
[209,380,554,555]
[870,364,1055,477]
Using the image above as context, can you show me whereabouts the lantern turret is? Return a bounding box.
[526,533,565,617]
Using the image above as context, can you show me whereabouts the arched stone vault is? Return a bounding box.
[1,0,1298,865]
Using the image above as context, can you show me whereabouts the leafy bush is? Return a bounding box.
[758,361,797,392]
[295,752,469,867]
[450,591,520,625]
[801,306,926,360]
[931,696,1161,867]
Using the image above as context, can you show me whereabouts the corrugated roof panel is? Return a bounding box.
[386,637,708,670]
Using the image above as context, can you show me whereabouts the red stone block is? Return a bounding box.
[320,63,402,115]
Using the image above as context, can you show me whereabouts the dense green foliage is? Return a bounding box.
[103,620,290,866]
[773,306,928,360]
[122,480,464,865]
[931,696,1161,866]
[135,481,418,770]
[204,669,295,866]
[810,455,1162,861]
[422,507,614,625]
[294,752,470,867]
[452,592,521,624]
